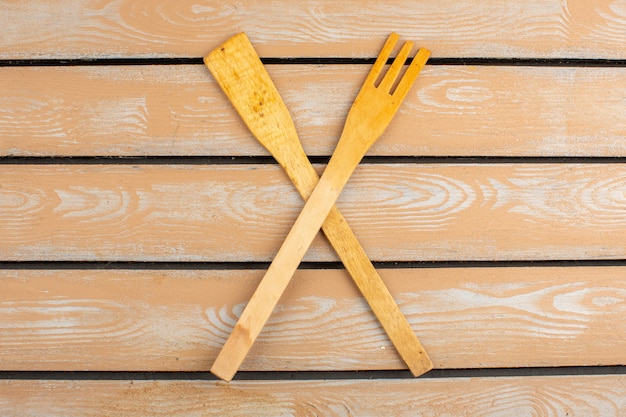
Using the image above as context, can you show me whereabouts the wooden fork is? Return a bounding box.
[207,33,430,381]
[205,32,432,379]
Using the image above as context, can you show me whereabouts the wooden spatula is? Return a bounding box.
[205,32,432,380]
[206,33,430,381]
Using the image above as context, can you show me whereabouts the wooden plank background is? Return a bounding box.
[1,0,625,59]
[2,164,626,262]
[2,65,625,157]
[2,376,626,416]
[2,267,626,371]
[1,0,626,415]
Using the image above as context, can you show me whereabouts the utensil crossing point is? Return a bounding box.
[205,33,430,381]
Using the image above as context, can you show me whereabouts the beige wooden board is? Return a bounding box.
[2,375,626,416]
[2,164,626,262]
[2,0,623,413]
[1,267,626,371]
[2,65,626,157]
[1,0,626,59]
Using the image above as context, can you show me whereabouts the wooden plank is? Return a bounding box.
[1,267,626,371]
[2,375,626,416]
[2,65,626,157]
[1,0,625,59]
[1,164,626,262]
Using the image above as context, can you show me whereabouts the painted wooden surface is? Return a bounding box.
[2,164,626,262]
[1,0,626,59]
[1,0,626,414]
[1,267,626,371]
[2,65,625,157]
[2,375,626,417]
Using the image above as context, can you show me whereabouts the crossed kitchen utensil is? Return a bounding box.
[205,32,431,381]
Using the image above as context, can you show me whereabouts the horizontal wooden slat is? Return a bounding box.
[1,267,626,371]
[2,164,626,262]
[2,375,626,416]
[1,0,625,59]
[2,65,625,157]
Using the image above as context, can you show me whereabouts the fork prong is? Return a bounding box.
[378,40,414,94]
[391,47,431,101]
[363,32,399,86]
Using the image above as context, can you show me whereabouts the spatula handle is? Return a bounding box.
[210,174,340,381]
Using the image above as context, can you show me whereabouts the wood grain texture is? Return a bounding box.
[2,267,626,371]
[1,0,625,59]
[2,376,626,416]
[2,164,626,262]
[2,65,626,157]
[2,0,624,412]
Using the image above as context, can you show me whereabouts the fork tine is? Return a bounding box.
[378,40,413,93]
[391,47,431,101]
[363,32,399,86]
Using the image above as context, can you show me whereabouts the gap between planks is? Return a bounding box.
[3,259,626,271]
[2,156,626,167]
[3,366,626,380]
[2,57,626,67]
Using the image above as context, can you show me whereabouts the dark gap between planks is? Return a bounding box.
[2,259,626,270]
[1,366,626,381]
[2,156,626,165]
[1,57,626,67]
